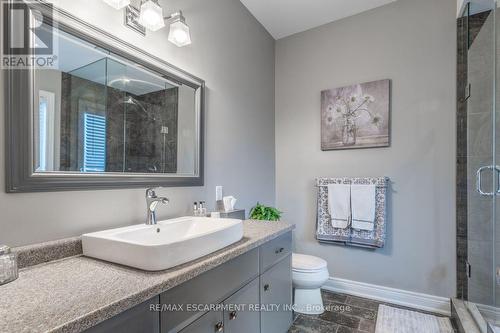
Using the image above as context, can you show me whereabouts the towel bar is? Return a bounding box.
[315,176,389,249]
[315,184,388,188]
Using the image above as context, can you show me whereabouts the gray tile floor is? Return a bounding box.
[288,290,455,333]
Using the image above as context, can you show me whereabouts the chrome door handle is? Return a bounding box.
[477,166,497,196]
[496,166,500,195]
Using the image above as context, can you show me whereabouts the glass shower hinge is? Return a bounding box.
[464,83,471,101]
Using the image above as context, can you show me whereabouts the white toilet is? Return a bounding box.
[292,253,329,315]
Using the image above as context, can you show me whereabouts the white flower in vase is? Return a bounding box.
[371,112,383,128]
[325,113,335,126]
[363,94,375,103]
[330,91,381,145]
[332,103,347,115]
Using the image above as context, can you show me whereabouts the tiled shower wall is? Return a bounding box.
[60,73,179,173]
[457,13,468,300]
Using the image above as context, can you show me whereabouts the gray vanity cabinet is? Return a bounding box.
[160,249,260,333]
[83,297,160,333]
[260,256,293,333]
[172,277,261,333]
[158,233,292,333]
[179,310,224,333]
[84,232,292,333]
[222,278,260,333]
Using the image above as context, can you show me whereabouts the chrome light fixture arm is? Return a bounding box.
[164,11,183,21]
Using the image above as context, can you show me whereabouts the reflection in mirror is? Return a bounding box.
[33,24,198,176]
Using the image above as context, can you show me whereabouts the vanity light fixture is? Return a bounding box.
[167,12,191,47]
[103,0,131,10]
[121,0,192,47]
[138,0,165,31]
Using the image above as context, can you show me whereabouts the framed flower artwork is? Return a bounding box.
[321,79,391,150]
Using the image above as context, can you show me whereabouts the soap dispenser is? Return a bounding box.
[0,245,18,285]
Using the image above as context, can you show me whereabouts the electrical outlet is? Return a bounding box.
[216,186,223,201]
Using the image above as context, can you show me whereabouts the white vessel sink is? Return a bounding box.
[82,217,243,271]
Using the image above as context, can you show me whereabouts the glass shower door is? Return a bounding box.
[465,1,500,331]
[493,0,500,329]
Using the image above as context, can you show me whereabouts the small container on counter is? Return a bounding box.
[0,245,18,285]
[193,202,199,216]
[200,201,207,216]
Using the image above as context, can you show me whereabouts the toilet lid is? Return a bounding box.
[292,253,327,272]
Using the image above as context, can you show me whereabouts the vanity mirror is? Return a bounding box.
[4,1,204,192]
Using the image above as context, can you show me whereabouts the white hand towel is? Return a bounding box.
[327,184,351,229]
[351,185,376,231]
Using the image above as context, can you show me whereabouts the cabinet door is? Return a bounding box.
[160,249,259,333]
[260,255,292,333]
[223,278,260,333]
[179,310,224,333]
[84,297,159,333]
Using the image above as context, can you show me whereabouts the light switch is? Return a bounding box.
[216,186,223,201]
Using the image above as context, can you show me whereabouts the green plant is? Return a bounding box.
[249,203,282,221]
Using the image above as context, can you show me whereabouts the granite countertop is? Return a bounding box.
[0,220,294,333]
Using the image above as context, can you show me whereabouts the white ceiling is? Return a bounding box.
[240,0,398,39]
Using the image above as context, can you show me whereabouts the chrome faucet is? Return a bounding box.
[145,188,169,225]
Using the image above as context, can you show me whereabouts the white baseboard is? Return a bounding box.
[323,277,451,316]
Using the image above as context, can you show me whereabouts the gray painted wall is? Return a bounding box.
[275,0,457,297]
[0,0,275,246]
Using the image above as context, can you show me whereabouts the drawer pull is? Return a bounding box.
[275,247,285,254]
[229,311,237,320]
[215,321,224,332]
[264,284,270,291]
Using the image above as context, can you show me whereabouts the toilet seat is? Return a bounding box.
[292,253,327,273]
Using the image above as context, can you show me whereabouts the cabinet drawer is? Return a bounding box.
[223,278,260,333]
[259,232,292,272]
[160,248,259,333]
[84,297,159,333]
[179,310,223,333]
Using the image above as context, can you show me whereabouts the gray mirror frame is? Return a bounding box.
[4,0,205,192]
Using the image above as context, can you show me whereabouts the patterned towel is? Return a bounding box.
[316,177,388,248]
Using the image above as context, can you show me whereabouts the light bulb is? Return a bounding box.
[168,19,191,47]
[139,0,165,31]
[172,29,188,44]
[142,9,160,25]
